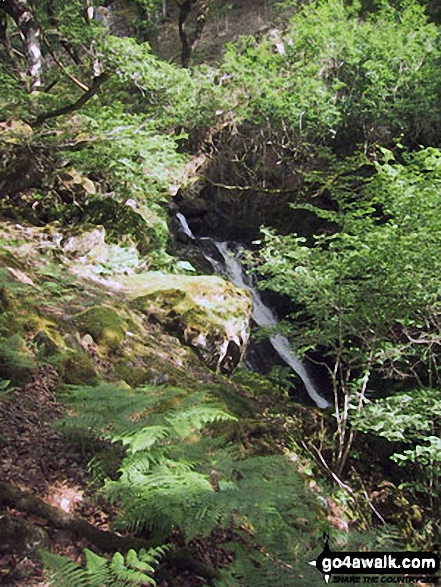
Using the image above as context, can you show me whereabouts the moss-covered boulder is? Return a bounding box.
[59,352,100,385]
[0,334,35,386]
[122,272,252,374]
[0,514,49,557]
[74,306,126,351]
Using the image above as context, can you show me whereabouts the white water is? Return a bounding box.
[175,214,329,408]
[176,213,196,239]
[213,242,329,408]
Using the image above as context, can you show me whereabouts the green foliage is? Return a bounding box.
[3,0,440,576]
[352,388,441,536]
[255,146,441,475]
[257,147,441,388]
[60,382,327,583]
[61,107,187,264]
[351,388,441,442]
[42,545,167,587]
[223,0,441,147]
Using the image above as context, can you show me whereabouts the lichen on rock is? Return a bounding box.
[122,272,252,374]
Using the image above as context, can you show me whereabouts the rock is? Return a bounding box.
[60,352,99,385]
[0,514,49,557]
[61,224,149,282]
[33,331,59,356]
[123,273,252,374]
[179,197,210,219]
[74,306,126,351]
[62,226,106,258]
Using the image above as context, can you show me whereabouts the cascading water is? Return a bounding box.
[175,214,329,408]
[213,242,329,409]
[176,213,195,240]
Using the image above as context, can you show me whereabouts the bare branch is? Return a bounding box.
[34,72,109,126]
[41,34,89,91]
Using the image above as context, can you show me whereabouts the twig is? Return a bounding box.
[306,441,354,494]
[204,177,294,194]
[351,467,387,525]
[41,34,89,91]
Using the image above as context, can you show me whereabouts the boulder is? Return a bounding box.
[0,514,49,557]
[122,273,252,374]
[74,306,126,351]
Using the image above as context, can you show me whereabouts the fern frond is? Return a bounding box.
[41,551,95,587]
[58,384,188,437]
[84,549,112,586]
[107,467,215,533]
[42,546,167,587]
[117,425,170,453]
[58,382,328,586]
[166,405,237,439]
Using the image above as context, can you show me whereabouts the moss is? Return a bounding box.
[114,359,152,388]
[33,331,59,357]
[59,352,99,385]
[123,272,251,373]
[75,306,126,351]
[231,369,275,397]
[0,334,35,386]
[114,347,187,388]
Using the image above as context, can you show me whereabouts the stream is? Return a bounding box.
[176,213,329,409]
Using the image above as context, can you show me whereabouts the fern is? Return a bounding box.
[57,383,186,437]
[42,546,167,587]
[59,382,331,585]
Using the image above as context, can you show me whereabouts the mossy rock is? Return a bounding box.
[75,306,126,351]
[114,358,152,388]
[33,330,59,357]
[59,352,99,385]
[114,341,189,387]
[0,334,34,386]
[122,272,252,373]
[0,514,49,557]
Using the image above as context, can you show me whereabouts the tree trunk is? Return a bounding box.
[0,0,43,91]
[0,481,154,552]
[177,0,210,68]
[0,481,221,580]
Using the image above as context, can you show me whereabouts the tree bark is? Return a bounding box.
[0,0,43,91]
[0,481,153,552]
[177,0,210,68]
[0,481,221,580]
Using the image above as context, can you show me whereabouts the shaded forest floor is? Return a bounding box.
[0,366,112,586]
[0,366,238,586]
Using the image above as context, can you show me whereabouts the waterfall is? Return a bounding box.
[213,242,329,409]
[176,212,196,239]
[175,214,329,408]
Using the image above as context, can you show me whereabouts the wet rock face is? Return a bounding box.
[176,185,325,242]
[122,273,252,374]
